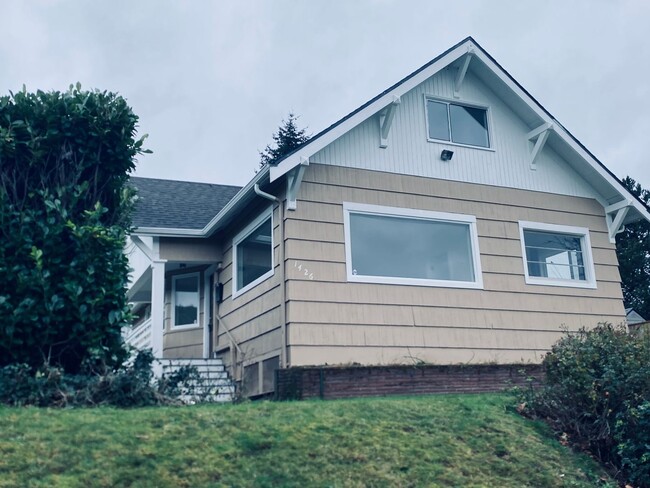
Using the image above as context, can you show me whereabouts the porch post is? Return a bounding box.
[150,259,166,371]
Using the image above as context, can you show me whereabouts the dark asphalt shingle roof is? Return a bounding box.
[129,177,242,230]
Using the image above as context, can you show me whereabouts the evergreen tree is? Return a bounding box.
[616,177,650,319]
[259,113,310,168]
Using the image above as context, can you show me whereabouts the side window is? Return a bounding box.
[426,98,490,148]
[232,208,274,297]
[172,273,200,327]
[343,203,483,289]
[519,221,597,289]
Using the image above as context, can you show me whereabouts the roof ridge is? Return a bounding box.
[129,175,242,189]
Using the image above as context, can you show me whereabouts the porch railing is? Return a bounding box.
[124,317,152,351]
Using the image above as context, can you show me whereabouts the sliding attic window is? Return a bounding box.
[343,203,483,289]
[426,98,490,148]
[232,207,274,297]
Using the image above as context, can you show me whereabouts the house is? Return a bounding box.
[125,37,650,398]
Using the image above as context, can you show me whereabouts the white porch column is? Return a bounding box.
[150,259,166,370]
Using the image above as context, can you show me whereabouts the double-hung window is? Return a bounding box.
[343,203,483,289]
[519,221,597,288]
[172,273,200,328]
[232,207,274,297]
[426,98,490,148]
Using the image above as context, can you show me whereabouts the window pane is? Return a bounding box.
[523,230,586,281]
[174,275,199,326]
[426,100,450,141]
[449,104,489,147]
[237,217,272,290]
[350,213,475,282]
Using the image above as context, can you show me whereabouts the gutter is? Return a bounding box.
[253,184,289,369]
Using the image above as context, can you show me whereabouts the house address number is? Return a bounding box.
[294,261,314,280]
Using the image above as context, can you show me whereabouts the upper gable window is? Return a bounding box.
[426,98,490,148]
[232,207,274,298]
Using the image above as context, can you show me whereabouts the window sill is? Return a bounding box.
[169,324,203,332]
[426,138,495,152]
[232,269,274,300]
[524,276,597,289]
[348,274,484,290]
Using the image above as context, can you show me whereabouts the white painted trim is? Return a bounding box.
[171,272,201,329]
[202,265,215,358]
[424,95,493,150]
[232,206,274,299]
[266,38,650,227]
[379,95,401,148]
[454,52,473,97]
[343,202,484,290]
[518,221,597,289]
[270,42,473,182]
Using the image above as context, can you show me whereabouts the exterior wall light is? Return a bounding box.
[441,149,454,161]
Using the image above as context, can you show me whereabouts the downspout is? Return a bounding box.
[254,184,288,369]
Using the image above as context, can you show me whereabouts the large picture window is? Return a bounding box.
[426,98,490,148]
[172,273,200,328]
[343,203,483,289]
[233,207,274,297]
[518,221,597,288]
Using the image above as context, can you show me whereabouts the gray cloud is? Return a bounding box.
[2,0,648,189]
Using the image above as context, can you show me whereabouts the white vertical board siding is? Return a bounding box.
[311,69,598,200]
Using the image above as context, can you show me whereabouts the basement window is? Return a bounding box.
[233,207,274,297]
[343,203,483,289]
[426,98,490,148]
[518,221,597,289]
[172,273,200,328]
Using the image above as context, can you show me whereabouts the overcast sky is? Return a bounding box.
[3,0,649,190]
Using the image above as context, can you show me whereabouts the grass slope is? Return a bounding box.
[0,394,613,488]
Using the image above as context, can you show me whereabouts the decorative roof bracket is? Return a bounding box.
[130,234,154,261]
[286,157,309,211]
[527,122,553,170]
[454,51,473,98]
[605,199,632,243]
[379,95,401,148]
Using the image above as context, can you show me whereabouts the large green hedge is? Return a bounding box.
[0,85,148,373]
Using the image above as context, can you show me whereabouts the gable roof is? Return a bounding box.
[130,177,241,230]
[269,36,650,226]
[132,37,650,238]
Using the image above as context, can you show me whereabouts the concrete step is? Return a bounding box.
[159,357,235,403]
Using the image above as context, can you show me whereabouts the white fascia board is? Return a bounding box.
[270,43,475,182]
[132,166,272,238]
[269,38,650,224]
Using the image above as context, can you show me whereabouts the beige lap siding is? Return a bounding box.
[284,164,625,367]
[215,204,283,373]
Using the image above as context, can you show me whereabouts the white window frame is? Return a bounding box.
[424,95,494,151]
[171,272,201,329]
[518,221,597,289]
[232,206,274,299]
[343,202,483,289]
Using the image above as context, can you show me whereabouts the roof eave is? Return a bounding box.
[131,165,272,238]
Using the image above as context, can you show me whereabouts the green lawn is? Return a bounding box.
[0,394,613,488]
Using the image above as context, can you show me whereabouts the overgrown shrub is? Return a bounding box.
[0,350,209,407]
[0,85,148,373]
[519,323,650,486]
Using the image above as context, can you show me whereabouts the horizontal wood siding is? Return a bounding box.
[215,204,283,375]
[311,68,600,201]
[284,164,625,366]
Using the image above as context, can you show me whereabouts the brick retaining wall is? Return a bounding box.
[274,364,543,401]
